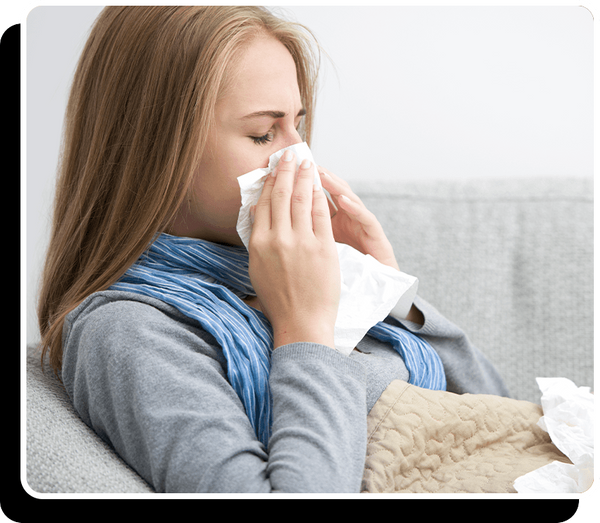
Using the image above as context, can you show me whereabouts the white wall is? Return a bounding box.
[25,6,593,345]
[27,6,106,346]
[283,6,593,182]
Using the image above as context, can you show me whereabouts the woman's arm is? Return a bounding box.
[61,293,367,493]
[249,151,340,350]
[389,295,511,397]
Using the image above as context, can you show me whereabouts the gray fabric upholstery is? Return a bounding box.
[25,176,593,494]
[353,176,593,404]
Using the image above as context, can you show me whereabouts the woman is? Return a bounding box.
[38,6,509,492]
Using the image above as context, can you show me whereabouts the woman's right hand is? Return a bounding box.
[248,150,340,350]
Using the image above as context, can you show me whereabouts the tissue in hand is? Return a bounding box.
[236,142,418,356]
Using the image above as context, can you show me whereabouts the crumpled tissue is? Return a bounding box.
[513,377,594,493]
[236,142,418,356]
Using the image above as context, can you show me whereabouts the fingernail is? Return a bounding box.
[300,158,312,170]
[282,149,294,161]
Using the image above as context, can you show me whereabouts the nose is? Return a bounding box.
[280,126,303,149]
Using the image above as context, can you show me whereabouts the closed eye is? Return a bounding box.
[250,132,274,145]
[248,108,305,146]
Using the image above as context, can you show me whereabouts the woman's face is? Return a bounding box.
[168,35,305,245]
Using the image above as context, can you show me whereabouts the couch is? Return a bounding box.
[25,176,594,493]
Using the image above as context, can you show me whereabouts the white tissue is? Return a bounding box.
[236,142,321,247]
[236,142,418,355]
[513,377,594,493]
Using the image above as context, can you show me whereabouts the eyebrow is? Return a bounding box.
[240,108,306,120]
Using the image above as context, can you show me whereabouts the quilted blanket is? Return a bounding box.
[361,380,570,493]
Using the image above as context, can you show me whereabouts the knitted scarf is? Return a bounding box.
[110,233,446,446]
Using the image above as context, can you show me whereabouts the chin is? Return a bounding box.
[206,226,245,247]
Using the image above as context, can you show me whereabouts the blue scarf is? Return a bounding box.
[110,233,446,446]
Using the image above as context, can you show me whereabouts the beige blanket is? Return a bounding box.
[361,380,570,493]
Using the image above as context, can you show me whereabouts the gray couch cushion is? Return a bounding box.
[354,176,593,404]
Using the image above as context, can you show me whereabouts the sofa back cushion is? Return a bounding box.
[354,176,593,403]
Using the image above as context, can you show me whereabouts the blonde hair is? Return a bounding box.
[38,6,321,375]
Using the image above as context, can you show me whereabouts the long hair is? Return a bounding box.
[37,6,321,375]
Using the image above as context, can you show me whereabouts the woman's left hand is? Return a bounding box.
[318,166,400,271]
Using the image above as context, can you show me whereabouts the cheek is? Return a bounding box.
[194,142,271,217]
[196,173,241,215]
[257,153,270,170]
[235,149,271,174]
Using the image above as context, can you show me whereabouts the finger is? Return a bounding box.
[270,149,297,231]
[252,172,276,231]
[318,167,369,216]
[337,193,361,217]
[337,192,380,227]
[311,183,335,241]
[317,166,352,196]
[319,169,363,209]
[291,159,317,231]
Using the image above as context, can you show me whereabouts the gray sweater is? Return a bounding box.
[61,290,509,493]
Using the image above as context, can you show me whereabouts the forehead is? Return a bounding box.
[218,36,301,118]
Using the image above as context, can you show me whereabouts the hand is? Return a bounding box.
[318,167,400,271]
[248,151,340,350]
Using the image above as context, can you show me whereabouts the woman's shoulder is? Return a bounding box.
[62,290,222,362]
[66,290,181,327]
[70,288,182,316]
[65,289,220,335]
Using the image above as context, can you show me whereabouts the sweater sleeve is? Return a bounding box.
[61,295,367,493]
[388,295,511,398]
